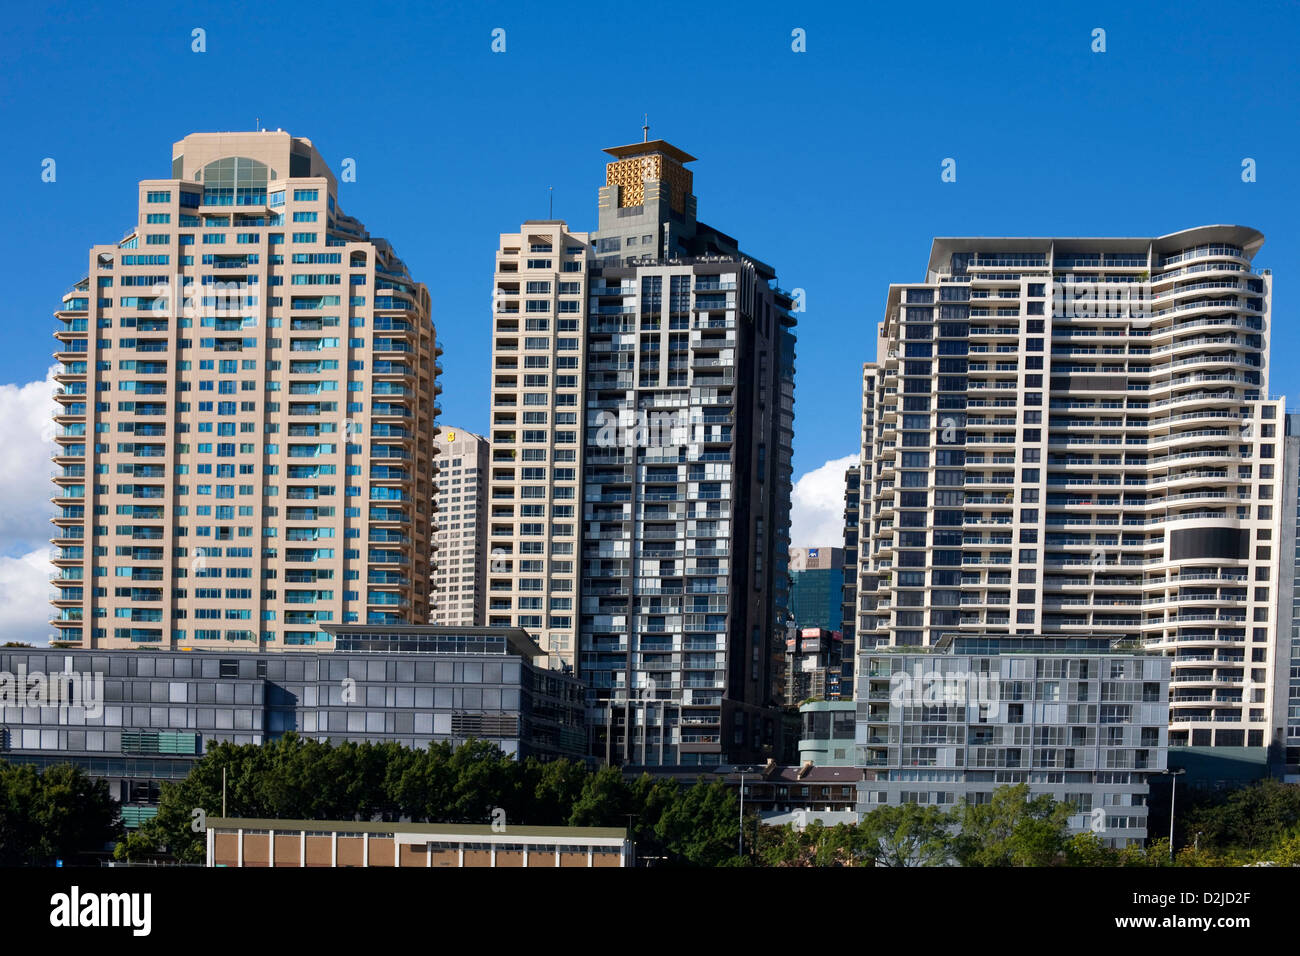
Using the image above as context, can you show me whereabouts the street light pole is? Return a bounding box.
[738,771,745,859]
[1165,768,1186,861]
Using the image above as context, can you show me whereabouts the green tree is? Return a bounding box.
[653,779,740,867]
[859,802,951,867]
[521,757,587,826]
[568,765,633,828]
[0,760,119,865]
[1181,779,1300,852]
[948,784,1074,866]
[756,823,815,867]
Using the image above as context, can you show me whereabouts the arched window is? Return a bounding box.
[200,157,272,206]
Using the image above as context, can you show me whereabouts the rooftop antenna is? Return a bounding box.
[642,113,649,142]
[255,117,260,132]
[549,186,553,218]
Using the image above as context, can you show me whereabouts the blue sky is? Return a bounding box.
[0,0,1297,560]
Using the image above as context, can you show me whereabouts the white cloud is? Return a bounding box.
[0,548,55,644]
[0,367,59,645]
[789,455,858,549]
[0,366,59,551]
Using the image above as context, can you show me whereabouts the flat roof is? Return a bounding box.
[207,817,627,839]
[924,225,1265,279]
[603,139,697,164]
[322,624,544,659]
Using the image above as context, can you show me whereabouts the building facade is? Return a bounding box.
[51,131,439,650]
[206,818,631,867]
[797,699,857,766]
[1276,411,1300,779]
[0,628,585,825]
[788,546,844,631]
[857,635,1171,847]
[487,139,798,768]
[839,467,862,699]
[579,139,796,768]
[783,627,846,705]
[849,227,1284,753]
[431,427,488,626]
[487,222,590,667]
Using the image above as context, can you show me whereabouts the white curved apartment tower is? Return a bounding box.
[851,226,1284,750]
[51,131,440,650]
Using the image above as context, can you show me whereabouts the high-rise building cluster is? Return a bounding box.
[47,129,797,772]
[35,127,1300,845]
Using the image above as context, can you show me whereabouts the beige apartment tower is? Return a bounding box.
[51,131,440,649]
[431,427,488,626]
[486,222,590,667]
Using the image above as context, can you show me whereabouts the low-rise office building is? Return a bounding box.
[205,817,632,867]
[0,626,584,824]
[857,634,1171,847]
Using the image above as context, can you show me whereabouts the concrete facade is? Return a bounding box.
[857,634,1171,847]
[431,427,488,626]
[849,228,1285,753]
[487,222,590,667]
[581,140,796,769]
[51,131,440,650]
[487,139,798,768]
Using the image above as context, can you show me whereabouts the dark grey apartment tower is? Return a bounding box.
[580,139,796,768]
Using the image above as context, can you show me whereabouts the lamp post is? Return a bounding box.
[1163,768,1186,861]
[738,771,746,858]
[734,764,763,860]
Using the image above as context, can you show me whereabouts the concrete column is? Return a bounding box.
[331,831,337,867]
[268,830,275,867]
[300,831,306,868]
[237,828,243,868]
